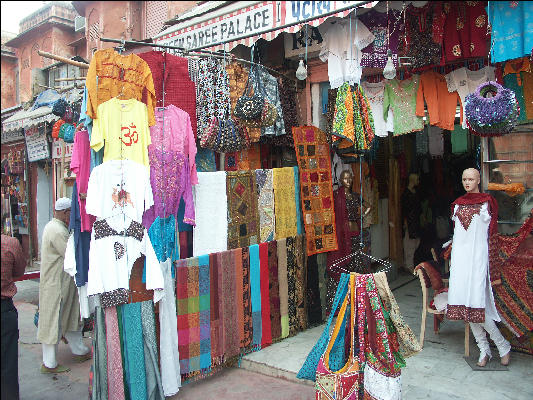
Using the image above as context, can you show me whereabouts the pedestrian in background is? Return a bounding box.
[38,198,91,374]
[1,213,27,400]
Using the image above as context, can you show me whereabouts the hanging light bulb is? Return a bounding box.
[383,49,396,79]
[296,58,307,80]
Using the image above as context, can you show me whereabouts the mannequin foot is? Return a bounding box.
[500,351,511,366]
[476,351,492,367]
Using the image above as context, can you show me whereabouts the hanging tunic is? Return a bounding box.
[447,202,499,323]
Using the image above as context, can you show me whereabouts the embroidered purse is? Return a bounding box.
[234,64,264,121]
[316,274,361,400]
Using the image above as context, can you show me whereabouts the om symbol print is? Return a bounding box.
[120,123,139,146]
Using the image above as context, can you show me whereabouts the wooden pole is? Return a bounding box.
[37,50,89,69]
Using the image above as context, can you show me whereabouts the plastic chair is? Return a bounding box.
[415,261,470,357]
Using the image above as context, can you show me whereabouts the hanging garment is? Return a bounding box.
[219,250,241,358]
[361,81,394,137]
[287,235,307,334]
[176,255,211,374]
[92,306,108,400]
[416,70,462,131]
[90,98,152,167]
[451,125,468,154]
[137,51,197,138]
[69,182,91,287]
[147,215,179,264]
[233,248,244,348]
[79,86,103,171]
[319,18,375,89]
[140,301,165,400]
[86,159,153,223]
[195,148,217,172]
[249,244,262,349]
[445,66,495,128]
[277,238,290,339]
[383,76,424,135]
[255,66,285,137]
[149,104,198,184]
[359,8,404,68]
[447,200,499,323]
[488,1,533,63]
[267,241,281,340]
[121,302,148,400]
[259,243,272,347]
[273,167,298,239]
[255,169,276,242]
[87,214,164,302]
[278,76,299,138]
[193,171,228,257]
[86,48,156,126]
[104,306,125,400]
[427,126,444,157]
[503,57,532,122]
[70,129,96,231]
[226,171,260,249]
[209,253,224,366]
[292,126,338,255]
[142,150,195,230]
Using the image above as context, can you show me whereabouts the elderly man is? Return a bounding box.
[38,197,91,373]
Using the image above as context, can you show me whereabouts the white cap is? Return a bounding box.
[55,197,71,211]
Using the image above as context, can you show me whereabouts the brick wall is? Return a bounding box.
[1,57,17,108]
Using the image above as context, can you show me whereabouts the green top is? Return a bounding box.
[383,75,424,135]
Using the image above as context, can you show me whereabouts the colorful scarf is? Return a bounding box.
[140,301,164,400]
[451,192,499,235]
[267,241,282,340]
[226,171,260,249]
[293,166,304,235]
[122,302,148,400]
[220,250,241,358]
[291,126,338,255]
[273,167,298,239]
[259,243,272,347]
[277,238,290,338]
[209,253,223,366]
[286,237,299,336]
[92,306,108,400]
[255,169,276,242]
[233,248,244,347]
[249,244,263,349]
[241,247,254,350]
[116,303,130,400]
[105,307,125,400]
[176,255,211,374]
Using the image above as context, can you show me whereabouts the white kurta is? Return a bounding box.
[447,202,499,323]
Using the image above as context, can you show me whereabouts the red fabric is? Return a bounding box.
[259,243,272,347]
[414,261,444,291]
[137,51,197,138]
[327,188,360,281]
[1,235,26,298]
[451,193,499,235]
[179,231,189,259]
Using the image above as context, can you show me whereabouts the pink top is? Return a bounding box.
[149,105,198,185]
[70,129,96,231]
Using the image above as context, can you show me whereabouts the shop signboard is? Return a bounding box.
[284,25,324,58]
[1,129,25,144]
[51,141,74,159]
[24,125,50,162]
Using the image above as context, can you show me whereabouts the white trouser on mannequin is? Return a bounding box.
[403,233,420,273]
[42,330,90,368]
[469,319,511,361]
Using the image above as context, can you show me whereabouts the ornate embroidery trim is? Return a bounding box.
[455,203,482,231]
[446,304,485,323]
[94,219,144,241]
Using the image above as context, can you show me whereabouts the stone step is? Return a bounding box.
[239,358,314,387]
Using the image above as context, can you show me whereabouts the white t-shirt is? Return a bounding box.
[445,66,495,128]
[361,81,394,137]
[320,18,374,89]
[86,159,154,223]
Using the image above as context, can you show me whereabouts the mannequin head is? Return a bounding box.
[407,173,419,191]
[340,170,353,192]
[462,168,481,193]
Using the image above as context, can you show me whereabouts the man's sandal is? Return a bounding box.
[40,364,70,374]
[72,352,92,363]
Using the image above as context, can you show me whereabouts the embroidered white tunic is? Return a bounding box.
[447,202,500,323]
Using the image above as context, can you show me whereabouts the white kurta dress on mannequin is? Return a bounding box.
[446,202,500,323]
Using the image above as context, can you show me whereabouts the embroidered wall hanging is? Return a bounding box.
[255,169,275,242]
[292,126,338,255]
[273,167,299,239]
[226,171,260,249]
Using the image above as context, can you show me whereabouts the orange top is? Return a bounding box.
[86,49,156,126]
[416,70,462,131]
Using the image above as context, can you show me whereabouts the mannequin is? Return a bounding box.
[401,173,421,272]
[447,168,511,367]
[325,169,371,312]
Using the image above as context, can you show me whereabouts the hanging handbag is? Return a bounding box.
[63,123,76,143]
[234,61,264,121]
[316,274,360,400]
[52,98,68,117]
[52,119,65,139]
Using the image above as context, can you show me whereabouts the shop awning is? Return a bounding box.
[2,106,59,134]
[153,1,377,52]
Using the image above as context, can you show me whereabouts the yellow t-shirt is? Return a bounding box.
[90,98,151,167]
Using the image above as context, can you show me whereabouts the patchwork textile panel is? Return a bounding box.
[226,171,259,249]
[176,255,211,374]
[292,126,338,255]
[255,169,275,242]
[272,167,299,239]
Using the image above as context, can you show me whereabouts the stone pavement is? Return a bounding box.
[13,273,533,399]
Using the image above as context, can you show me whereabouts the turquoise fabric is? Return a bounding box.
[293,166,303,235]
[140,302,164,400]
[79,85,104,171]
[451,125,468,154]
[488,1,533,63]
[122,302,147,400]
[249,244,262,348]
